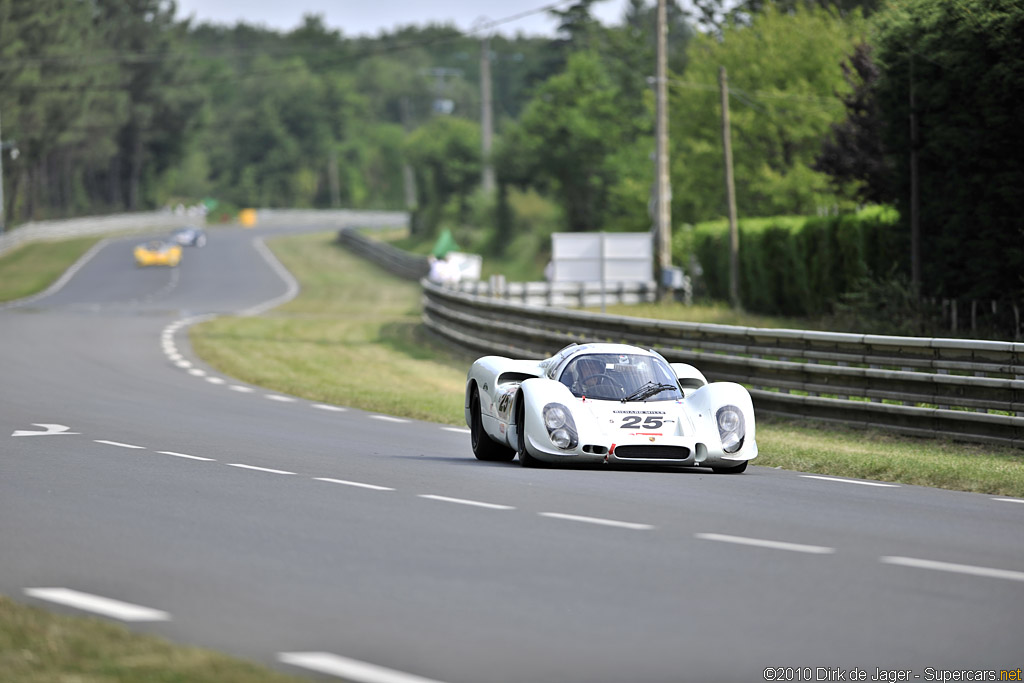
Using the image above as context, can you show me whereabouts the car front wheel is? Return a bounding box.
[515,397,543,468]
[470,386,515,462]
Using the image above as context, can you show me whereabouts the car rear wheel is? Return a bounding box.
[470,386,515,462]
[712,460,748,474]
[515,397,543,468]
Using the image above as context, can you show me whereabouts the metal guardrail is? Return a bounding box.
[336,225,429,280]
[0,211,201,257]
[454,278,657,308]
[420,279,1024,449]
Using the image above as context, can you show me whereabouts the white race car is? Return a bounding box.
[465,342,757,472]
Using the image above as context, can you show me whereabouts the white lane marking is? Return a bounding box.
[25,588,169,622]
[442,427,471,434]
[800,475,900,488]
[881,556,1024,582]
[229,385,254,393]
[158,451,215,462]
[227,463,295,475]
[265,394,297,402]
[175,360,192,368]
[278,652,447,683]
[239,238,301,316]
[12,423,80,437]
[168,353,182,362]
[312,404,347,412]
[419,494,514,510]
[94,440,146,450]
[188,368,206,377]
[992,498,1024,504]
[695,533,835,554]
[315,478,395,491]
[370,415,408,423]
[540,512,654,531]
[205,377,226,385]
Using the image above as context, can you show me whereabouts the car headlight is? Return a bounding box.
[716,405,744,453]
[543,403,578,450]
[544,404,567,430]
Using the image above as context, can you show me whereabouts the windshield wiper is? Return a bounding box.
[621,381,677,403]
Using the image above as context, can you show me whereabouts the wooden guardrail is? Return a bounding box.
[421,279,1024,449]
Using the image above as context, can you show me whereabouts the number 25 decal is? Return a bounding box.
[621,415,663,430]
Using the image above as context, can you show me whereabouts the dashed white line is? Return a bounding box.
[695,533,835,554]
[992,497,1024,504]
[312,404,347,412]
[229,385,255,393]
[94,440,145,450]
[265,394,297,402]
[205,377,226,385]
[25,588,170,622]
[278,652,447,683]
[227,464,295,475]
[800,475,900,488]
[315,478,395,491]
[419,494,514,510]
[157,451,215,462]
[442,427,470,434]
[540,512,653,530]
[881,556,1024,582]
[187,368,206,377]
[370,415,408,423]
[175,360,192,368]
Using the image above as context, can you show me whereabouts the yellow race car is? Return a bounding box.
[134,240,182,267]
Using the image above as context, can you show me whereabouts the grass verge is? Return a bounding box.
[0,596,304,682]
[0,237,101,302]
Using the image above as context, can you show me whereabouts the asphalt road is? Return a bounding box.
[2,225,1022,683]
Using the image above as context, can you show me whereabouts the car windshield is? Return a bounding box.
[558,353,683,401]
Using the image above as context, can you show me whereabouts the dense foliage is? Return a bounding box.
[0,0,1020,325]
[684,207,902,317]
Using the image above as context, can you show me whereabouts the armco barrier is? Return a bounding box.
[0,211,200,257]
[420,279,1024,449]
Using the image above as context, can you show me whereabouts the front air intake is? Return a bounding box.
[614,446,691,460]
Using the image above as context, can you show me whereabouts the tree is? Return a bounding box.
[872,0,1024,301]
[405,116,481,233]
[513,51,649,232]
[813,42,894,205]
[668,4,865,223]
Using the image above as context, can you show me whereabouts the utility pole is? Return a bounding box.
[654,0,672,301]
[0,110,5,234]
[480,35,496,194]
[400,96,418,217]
[909,54,920,295]
[719,66,740,310]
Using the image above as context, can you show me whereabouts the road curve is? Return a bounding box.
[1,225,1022,683]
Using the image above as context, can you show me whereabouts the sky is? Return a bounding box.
[173,0,635,37]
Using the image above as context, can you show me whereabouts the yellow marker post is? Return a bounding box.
[239,208,257,227]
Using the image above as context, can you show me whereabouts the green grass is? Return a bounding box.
[0,237,102,302]
[0,596,305,682]
[190,232,472,423]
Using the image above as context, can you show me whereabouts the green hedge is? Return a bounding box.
[679,207,904,316]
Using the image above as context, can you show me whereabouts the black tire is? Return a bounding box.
[515,396,543,468]
[470,386,515,462]
[712,460,748,474]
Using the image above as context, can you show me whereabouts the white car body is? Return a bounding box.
[465,342,757,471]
